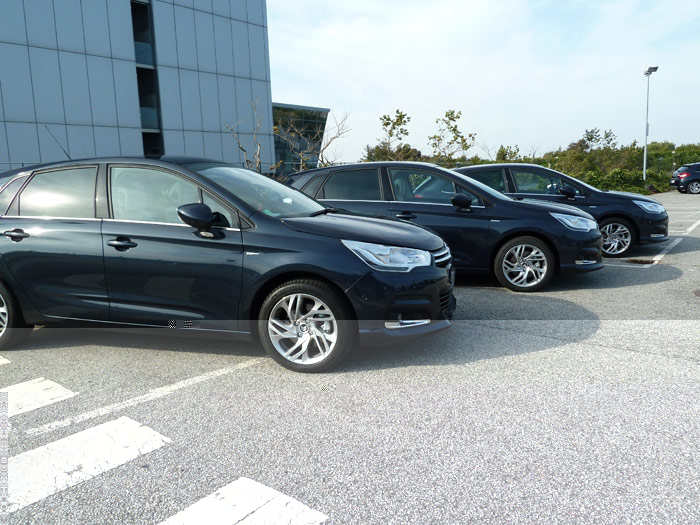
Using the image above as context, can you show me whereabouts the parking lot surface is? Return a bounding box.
[4,191,699,524]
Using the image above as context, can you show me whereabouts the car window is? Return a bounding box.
[319,169,381,200]
[300,173,326,198]
[388,168,480,205]
[465,169,506,193]
[111,166,200,224]
[511,168,580,195]
[0,176,28,215]
[18,167,97,218]
[202,191,237,228]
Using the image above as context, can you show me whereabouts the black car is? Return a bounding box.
[0,157,455,372]
[670,163,700,194]
[287,162,603,292]
[455,163,669,257]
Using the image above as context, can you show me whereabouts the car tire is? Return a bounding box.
[688,181,700,194]
[0,281,32,350]
[493,236,555,292]
[600,217,634,257]
[258,279,356,372]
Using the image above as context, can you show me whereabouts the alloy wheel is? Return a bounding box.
[0,294,7,338]
[267,293,338,365]
[688,181,700,194]
[501,244,548,289]
[601,223,632,255]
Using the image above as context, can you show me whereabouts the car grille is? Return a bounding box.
[439,290,452,312]
[431,244,452,268]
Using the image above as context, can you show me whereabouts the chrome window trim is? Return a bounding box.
[102,218,241,232]
[0,215,101,221]
[391,200,486,209]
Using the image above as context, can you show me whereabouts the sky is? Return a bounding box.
[266,0,700,163]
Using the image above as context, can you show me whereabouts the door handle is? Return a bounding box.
[3,229,30,242]
[107,237,138,251]
[395,212,417,220]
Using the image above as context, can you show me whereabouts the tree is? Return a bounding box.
[427,110,475,168]
[495,144,521,162]
[226,99,266,173]
[362,142,423,162]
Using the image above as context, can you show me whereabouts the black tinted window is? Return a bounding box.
[301,174,326,198]
[320,169,381,200]
[511,169,580,196]
[0,176,27,214]
[111,167,200,224]
[19,167,97,218]
[389,168,481,205]
[467,169,506,193]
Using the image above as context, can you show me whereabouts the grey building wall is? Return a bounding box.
[0,0,275,172]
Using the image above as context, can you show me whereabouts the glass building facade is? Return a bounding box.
[0,0,275,172]
[272,102,330,177]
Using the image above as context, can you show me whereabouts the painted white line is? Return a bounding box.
[650,237,683,264]
[26,358,261,436]
[682,218,700,235]
[159,477,328,525]
[0,355,9,366]
[2,378,76,417]
[9,416,170,513]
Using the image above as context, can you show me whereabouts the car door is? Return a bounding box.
[315,167,393,218]
[387,167,491,269]
[0,165,109,320]
[102,164,244,329]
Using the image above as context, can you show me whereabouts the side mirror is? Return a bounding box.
[177,203,213,231]
[558,185,576,199]
[451,192,472,211]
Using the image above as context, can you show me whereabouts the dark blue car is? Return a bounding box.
[0,157,455,372]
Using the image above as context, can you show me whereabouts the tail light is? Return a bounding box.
[678,172,690,179]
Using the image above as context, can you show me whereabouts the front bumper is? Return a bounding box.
[346,264,455,348]
[557,229,605,274]
[637,212,669,245]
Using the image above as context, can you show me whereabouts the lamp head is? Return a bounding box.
[644,66,659,76]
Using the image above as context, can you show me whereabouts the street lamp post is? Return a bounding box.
[642,66,659,183]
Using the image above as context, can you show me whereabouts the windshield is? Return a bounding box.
[185,163,324,218]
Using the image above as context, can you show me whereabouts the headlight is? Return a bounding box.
[550,212,597,232]
[633,200,665,214]
[341,240,431,272]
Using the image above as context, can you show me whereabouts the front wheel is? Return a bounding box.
[258,279,356,372]
[600,217,634,257]
[688,181,700,194]
[493,237,555,292]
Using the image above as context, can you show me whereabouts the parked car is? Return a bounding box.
[670,163,700,194]
[0,157,456,372]
[454,163,669,257]
[287,162,603,292]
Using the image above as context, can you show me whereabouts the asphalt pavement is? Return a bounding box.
[4,191,700,524]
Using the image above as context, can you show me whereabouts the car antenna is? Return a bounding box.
[43,125,72,160]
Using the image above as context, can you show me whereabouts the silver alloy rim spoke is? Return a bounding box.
[0,299,7,334]
[689,182,700,193]
[502,244,548,288]
[268,293,338,365]
[602,223,631,255]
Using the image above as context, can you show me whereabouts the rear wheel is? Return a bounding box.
[600,217,634,257]
[688,181,700,194]
[258,279,356,372]
[0,281,32,349]
[493,237,555,292]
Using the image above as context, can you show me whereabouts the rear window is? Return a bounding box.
[319,169,382,200]
[467,169,506,193]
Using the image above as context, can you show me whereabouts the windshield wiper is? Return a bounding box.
[309,207,345,217]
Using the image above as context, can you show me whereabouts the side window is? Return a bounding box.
[319,169,381,200]
[301,174,326,198]
[467,169,506,193]
[18,167,97,218]
[511,169,579,195]
[0,176,28,214]
[389,168,481,205]
[111,167,199,224]
[202,192,237,228]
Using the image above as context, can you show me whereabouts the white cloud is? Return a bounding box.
[268,0,700,162]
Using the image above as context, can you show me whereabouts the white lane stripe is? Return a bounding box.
[26,358,261,436]
[0,355,9,366]
[159,477,328,525]
[9,416,170,513]
[2,377,76,417]
[650,237,683,264]
[682,218,700,235]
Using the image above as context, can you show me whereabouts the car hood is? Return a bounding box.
[282,213,444,251]
[516,198,596,219]
[604,190,661,204]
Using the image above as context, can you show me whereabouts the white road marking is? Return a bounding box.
[2,377,76,417]
[0,355,9,366]
[159,477,328,525]
[681,218,700,235]
[26,358,261,436]
[9,416,170,513]
[650,237,683,264]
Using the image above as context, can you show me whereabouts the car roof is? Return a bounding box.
[290,161,442,178]
[456,163,548,171]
